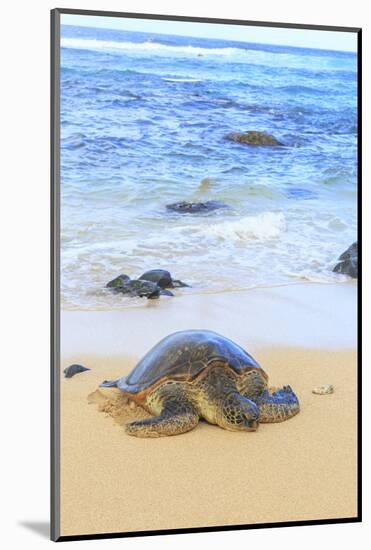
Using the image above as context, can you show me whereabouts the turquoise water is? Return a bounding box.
[60,24,357,310]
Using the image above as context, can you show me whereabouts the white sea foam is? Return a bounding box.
[61,38,243,57]
[197,212,286,241]
[163,78,203,83]
[60,38,352,71]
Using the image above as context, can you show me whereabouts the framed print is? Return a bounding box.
[51,8,361,542]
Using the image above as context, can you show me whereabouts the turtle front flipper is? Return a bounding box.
[126,398,199,438]
[256,386,300,423]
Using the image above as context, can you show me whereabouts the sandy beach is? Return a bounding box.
[59,283,358,537]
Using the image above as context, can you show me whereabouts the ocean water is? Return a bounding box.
[60,24,358,310]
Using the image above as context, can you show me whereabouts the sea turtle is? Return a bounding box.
[139,269,189,289]
[100,330,300,438]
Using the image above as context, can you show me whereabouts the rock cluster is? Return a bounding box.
[106,269,188,299]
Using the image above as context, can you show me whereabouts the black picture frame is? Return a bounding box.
[51,8,362,542]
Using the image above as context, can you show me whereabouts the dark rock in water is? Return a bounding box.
[333,242,358,278]
[338,242,358,262]
[64,364,91,378]
[112,279,161,299]
[166,201,228,214]
[333,259,358,278]
[106,269,189,298]
[226,131,283,146]
[106,274,131,289]
[139,269,189,289]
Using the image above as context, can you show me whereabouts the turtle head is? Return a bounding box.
[217,392,259,432]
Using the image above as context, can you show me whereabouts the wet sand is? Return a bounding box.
[59,283,358,536]
[61,282,357,357]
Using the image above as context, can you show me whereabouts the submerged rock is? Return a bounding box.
[166,200,228,214]
[139,269,189,289]
[226,131,283,146]
[333,242,358,278]
[64,364,91,378]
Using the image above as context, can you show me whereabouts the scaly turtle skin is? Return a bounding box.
[100,330,300,438]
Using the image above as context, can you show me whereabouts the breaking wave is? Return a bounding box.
[61,38,355,71]
[196,212,286,241]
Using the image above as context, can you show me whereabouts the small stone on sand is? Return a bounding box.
[64,364,90,378]
[312,384,334,395]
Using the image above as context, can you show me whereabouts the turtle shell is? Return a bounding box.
[116,330,265,395]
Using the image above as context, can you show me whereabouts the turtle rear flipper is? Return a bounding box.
[257,386,300,423]
[126,398,199,437]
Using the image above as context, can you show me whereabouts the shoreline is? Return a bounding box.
[61,281,357,360]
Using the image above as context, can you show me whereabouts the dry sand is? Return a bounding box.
[59,283,358,537]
